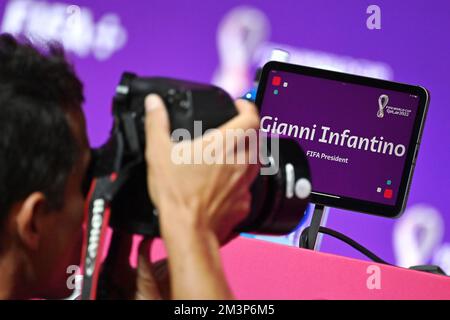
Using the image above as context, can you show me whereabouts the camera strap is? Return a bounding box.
[79,174,115,300]
[80,153,143,299]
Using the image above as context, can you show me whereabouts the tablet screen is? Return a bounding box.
[257,62,428,217]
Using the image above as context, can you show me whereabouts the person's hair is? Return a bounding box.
[0,33,84,226]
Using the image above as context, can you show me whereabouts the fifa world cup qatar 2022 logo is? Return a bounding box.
[377,94,389,118]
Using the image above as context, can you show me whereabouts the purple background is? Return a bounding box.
[260,70,419,205]
[1,0,449,269]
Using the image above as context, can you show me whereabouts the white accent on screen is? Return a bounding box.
[311,191,340,199]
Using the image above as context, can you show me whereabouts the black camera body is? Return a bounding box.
[82,72,311,299]
[95,73,239,236]
[90,72,311,236]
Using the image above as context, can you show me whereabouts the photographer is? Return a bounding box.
[0,34,259,300]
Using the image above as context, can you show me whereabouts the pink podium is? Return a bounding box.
[150,236,450,299]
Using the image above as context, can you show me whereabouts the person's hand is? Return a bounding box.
[144,94,260,244]
[99,234,170,300]
[134,238,170,300]
[144,94,260,299]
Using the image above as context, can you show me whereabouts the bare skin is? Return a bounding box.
[0,109,90,299]
[141,95,260,299]
[0,96,259,300]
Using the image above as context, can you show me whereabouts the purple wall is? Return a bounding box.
[1,0,449,272]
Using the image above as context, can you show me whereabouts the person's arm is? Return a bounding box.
[144,94,259,299]
[160,214,232,299]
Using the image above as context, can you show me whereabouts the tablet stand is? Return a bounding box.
[298,205,448,276]
[304,204,326,250]
[299,204,390,264]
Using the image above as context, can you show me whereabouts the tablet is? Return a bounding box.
[256,61,429,218]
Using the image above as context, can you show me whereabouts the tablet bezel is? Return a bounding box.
[256,61,430,218]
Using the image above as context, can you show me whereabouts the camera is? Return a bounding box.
[81,72,311,299]
[86,72,311,236]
